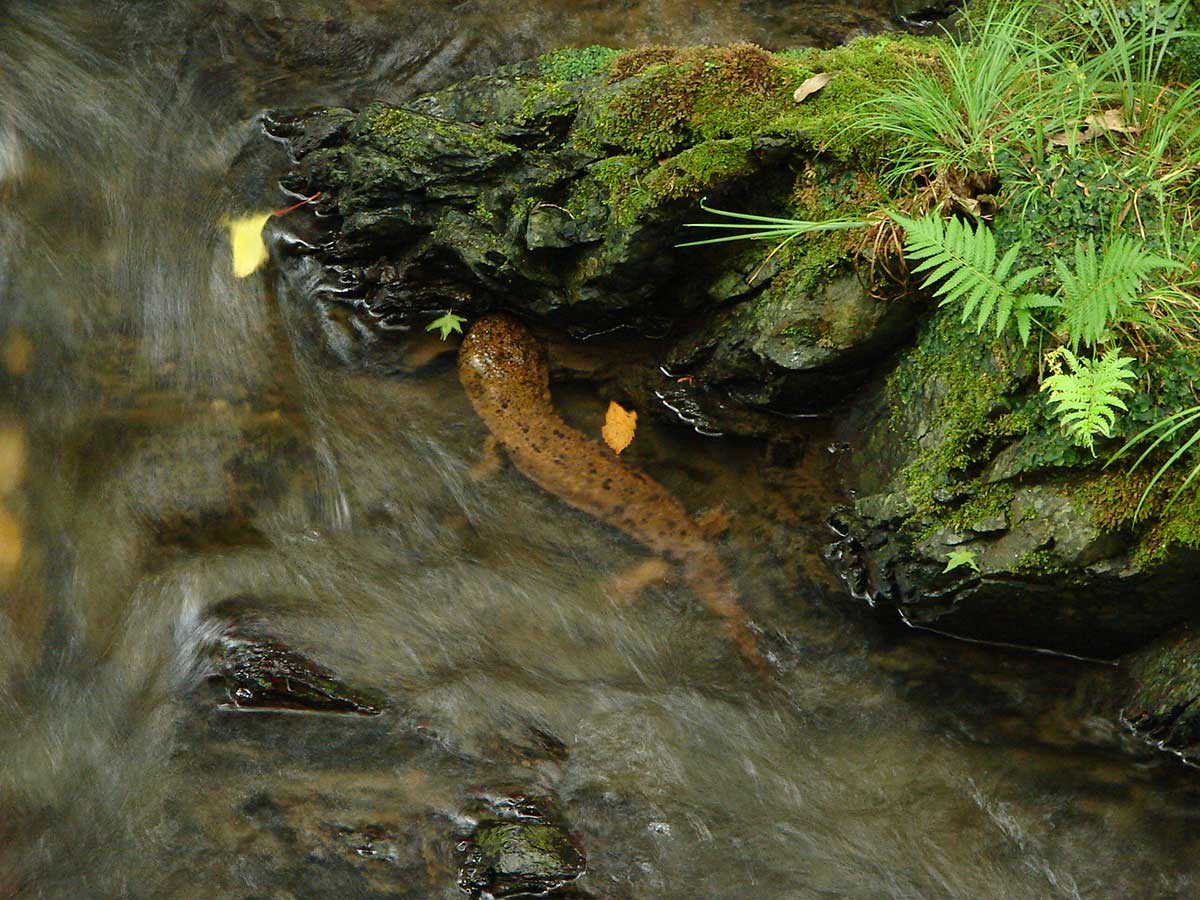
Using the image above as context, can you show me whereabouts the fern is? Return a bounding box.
[892,213,1054,345]
[1040,347,1137,454]
[1051,236,1179,351]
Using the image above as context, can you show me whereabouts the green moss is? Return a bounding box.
[936,483,1014,533]
[583,154,653,226]
[765,161,889,297]
[594,43,783,156]
[470,195,496,226]
[886,310,1027,526]
[361,105,515,160]
[512,81,576,127]
[769,35,944,166]
[574,38,934,163]
[1081,464,1200,567]
[539,46,621,82]
[641,138,755,202]
[1013,547,1068,576]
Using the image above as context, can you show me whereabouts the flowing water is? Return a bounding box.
[2,2,1199,898]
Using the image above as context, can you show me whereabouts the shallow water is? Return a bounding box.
[2,2,1199,898]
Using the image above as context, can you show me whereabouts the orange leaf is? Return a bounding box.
[602,401,637,454]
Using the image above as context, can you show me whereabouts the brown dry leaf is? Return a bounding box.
[602,401,637,454]
[793,73,832,103]
[1085,107,1138,135]
[1048,108,1139,146]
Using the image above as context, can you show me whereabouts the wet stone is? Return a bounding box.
[458,818,585,898]
[209,625,386,716]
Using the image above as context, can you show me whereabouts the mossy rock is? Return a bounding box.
[830,303,1200,658]
[265,39,935,425]
[458,819,585,898]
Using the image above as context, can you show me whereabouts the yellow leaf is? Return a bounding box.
[793,72,832,103]
[226,212,272,278]
[0,503,22,583]
[602,401,637,454]
[1,330,33,375]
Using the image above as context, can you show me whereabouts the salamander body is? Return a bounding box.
[458,313,759,663]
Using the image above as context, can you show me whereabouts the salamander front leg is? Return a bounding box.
[605,557,673,605]
[469,434,505,481]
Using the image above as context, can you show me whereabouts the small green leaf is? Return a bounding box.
[426,312,468,341]
[943,549,981,574]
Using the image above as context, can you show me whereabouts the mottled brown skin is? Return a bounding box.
[459,314,761,666]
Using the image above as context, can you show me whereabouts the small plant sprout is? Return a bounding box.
[426,312,468,340]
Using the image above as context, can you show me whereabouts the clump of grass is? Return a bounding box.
[852,3,1070,185]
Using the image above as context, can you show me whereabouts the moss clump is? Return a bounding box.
[582,154,653,226]
[609,46,682,82]
[886,310,1028,523]
[771,35,944,166]
[577,38,935,162]
[749,161,892,301]
[1079,462,1200,567]
[539,46,621,82]
[1013,547,1068,576]
[361,105,516,161]
[642,139,754,202]
[578,43,789,157]
[575,136,759,228]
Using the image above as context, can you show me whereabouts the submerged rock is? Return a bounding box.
[207,620,386,715]
[458,796,585,898]
[1120,629,1200,764]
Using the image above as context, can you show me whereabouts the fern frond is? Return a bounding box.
[1055,236,1180,350]
[891,212,1047,342]
[1040,347,1137,454]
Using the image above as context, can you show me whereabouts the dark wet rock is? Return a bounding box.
[207,624,386,715]
[266,41,929,431]
[665,265,915,419]
[1119,628,1200,764]
[459,795,585,898]
[227,786,461,898]
[892,0,962,28]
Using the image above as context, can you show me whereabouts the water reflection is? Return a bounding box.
[1,1,1199,898]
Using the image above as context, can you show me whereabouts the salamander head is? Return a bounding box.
[458,313,549,395]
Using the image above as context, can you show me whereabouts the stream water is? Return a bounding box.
[2,2,1200,898]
